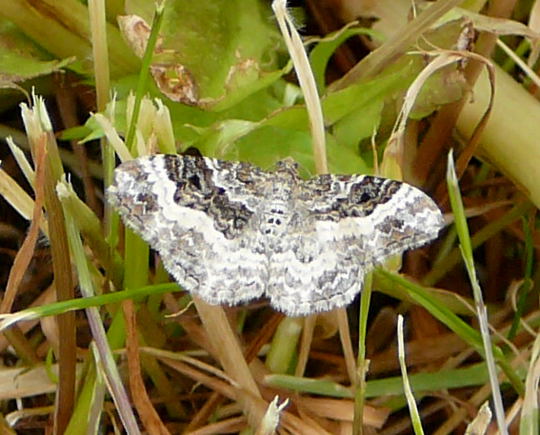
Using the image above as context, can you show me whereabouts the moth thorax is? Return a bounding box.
[258,201,291,237]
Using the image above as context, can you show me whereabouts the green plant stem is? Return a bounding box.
[0,284,179,330]
[447,150,511,435]
[397,315,425,435]
[508,216,534,340]
[353,272,372,435]
[124,3,165,151]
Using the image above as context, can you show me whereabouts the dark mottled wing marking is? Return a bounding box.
[266,173,444,316]
[107,155,269,304]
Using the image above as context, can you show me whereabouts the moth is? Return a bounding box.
[107,155,444,316]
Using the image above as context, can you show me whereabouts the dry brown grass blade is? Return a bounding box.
[297,397,390,429]
[43,175,75,434]
[295,315,316,377]
[370,332,469,375]
[159,357,251,408]
[1,134,46,314]
[185,310,283,432]
[0,363,81,400]
[272,0,327,174]
[124,299,171,435]
[188,416,247,435]
[434,53,496,201]
[160,351,329,434]
[185,393,226,433]
[336,308,357,385]
[21,97,78,433]
[192,297,264,426]
[244,312,284,362]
